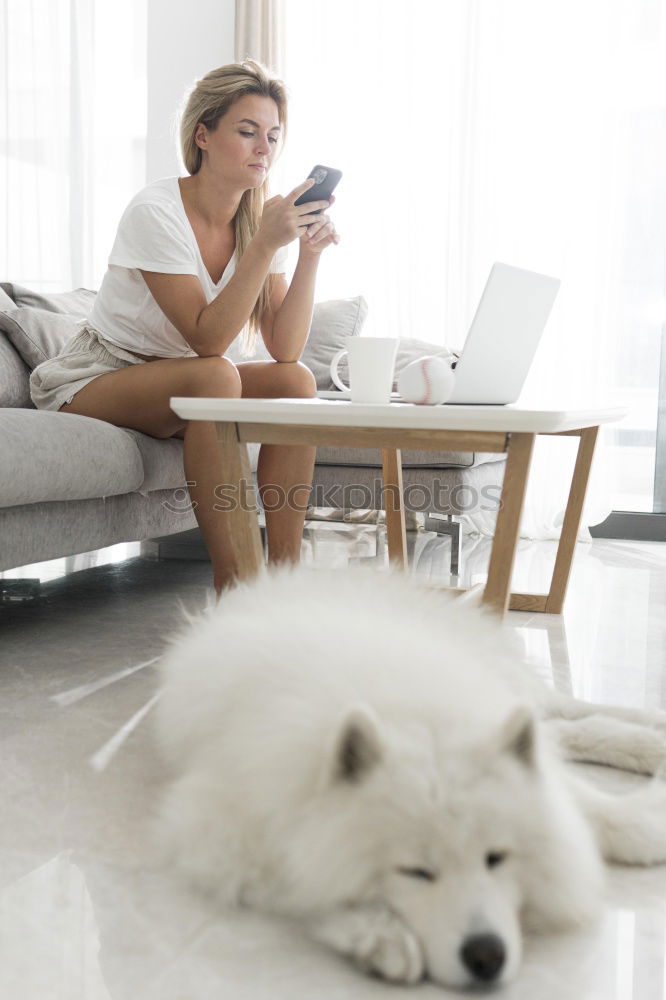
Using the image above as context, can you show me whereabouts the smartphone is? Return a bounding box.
[294,164,342,214]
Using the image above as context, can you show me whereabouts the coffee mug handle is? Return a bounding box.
[329,347,350,392]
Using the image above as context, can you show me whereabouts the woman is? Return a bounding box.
[30,60,339,595]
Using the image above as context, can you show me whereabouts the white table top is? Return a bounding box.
[170,397,625,434]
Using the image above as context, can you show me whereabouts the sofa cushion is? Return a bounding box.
[0,336,32,407]
[303,296,368,389]
[298,321,456,392]
[120,431,187,494]
[310,457,506,515]
[121,429,261,494]
[0,410,144,507]
[0,288,33,406]
[0,308,82,369]
[314,445,501,469]
[392,337,459,390]
[0,283,95,315]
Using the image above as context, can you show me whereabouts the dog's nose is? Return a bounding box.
[460,933,506,982]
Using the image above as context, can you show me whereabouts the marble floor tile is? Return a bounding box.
[1,526,666,998]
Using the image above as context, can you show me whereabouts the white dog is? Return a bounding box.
[153,566,666,989]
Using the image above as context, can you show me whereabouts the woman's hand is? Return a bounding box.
[257,178,331,251]
[299,194,340,257]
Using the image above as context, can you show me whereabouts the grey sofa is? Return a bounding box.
[0,282,506,575]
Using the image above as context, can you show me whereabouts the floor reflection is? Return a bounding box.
[1,525,665,998]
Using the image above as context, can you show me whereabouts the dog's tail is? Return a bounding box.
[547,714,666,776]
[567,769,666,866]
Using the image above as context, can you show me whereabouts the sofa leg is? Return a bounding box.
[424,514,462,577]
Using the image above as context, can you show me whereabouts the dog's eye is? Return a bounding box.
[396,866,437,881]
[485,851,507,868]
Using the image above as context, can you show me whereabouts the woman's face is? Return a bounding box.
[195,94,281,189]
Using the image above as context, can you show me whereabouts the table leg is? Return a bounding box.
[509,426,600,614]
[214,421,264,581]
[545,426,599,612]
[482,432,535,615]
[381,448,408,569]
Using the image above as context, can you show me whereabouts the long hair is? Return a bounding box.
[179,60,288,355]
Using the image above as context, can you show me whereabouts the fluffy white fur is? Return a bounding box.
[153,565,666,989]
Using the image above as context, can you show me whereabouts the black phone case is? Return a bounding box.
[294,165,342,214]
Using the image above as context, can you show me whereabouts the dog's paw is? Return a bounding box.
[310,903,425,984]
[355,910,424,984]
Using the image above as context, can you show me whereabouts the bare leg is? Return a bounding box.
[181,420,242,594]
[60,355,244,594]
[257,440,316,565]
[237,360,317,568]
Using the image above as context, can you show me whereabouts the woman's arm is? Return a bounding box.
[261,202,340,363]
[140,178,328,357]
[261,254,318,363]
[190,234,277,355]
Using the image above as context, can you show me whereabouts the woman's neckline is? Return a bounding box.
[174,176,236,287]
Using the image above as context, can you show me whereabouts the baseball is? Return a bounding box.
[397,356,456,405]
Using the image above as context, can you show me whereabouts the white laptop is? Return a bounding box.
[319,262,560,405]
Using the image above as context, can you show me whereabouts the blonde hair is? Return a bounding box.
[179,60,288,355]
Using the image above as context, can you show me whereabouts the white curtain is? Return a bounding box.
[0,0,147,293]
[280,0,666,538]
[234,0,284,72]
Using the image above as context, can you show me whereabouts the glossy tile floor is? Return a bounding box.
[1,523,665,999]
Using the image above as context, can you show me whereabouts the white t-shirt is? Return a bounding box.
[87,176,288,358]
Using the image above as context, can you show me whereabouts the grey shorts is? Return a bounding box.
[29,325,147,411]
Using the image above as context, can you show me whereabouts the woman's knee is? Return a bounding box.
[187,356,242,397]
[274,361,317,399]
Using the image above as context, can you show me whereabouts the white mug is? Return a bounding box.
[329,337,399,403]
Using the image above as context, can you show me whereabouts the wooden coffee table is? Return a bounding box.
[169,397,624,615]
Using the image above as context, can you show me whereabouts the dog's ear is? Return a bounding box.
[498,705,537,768]
[330,704,383,784]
